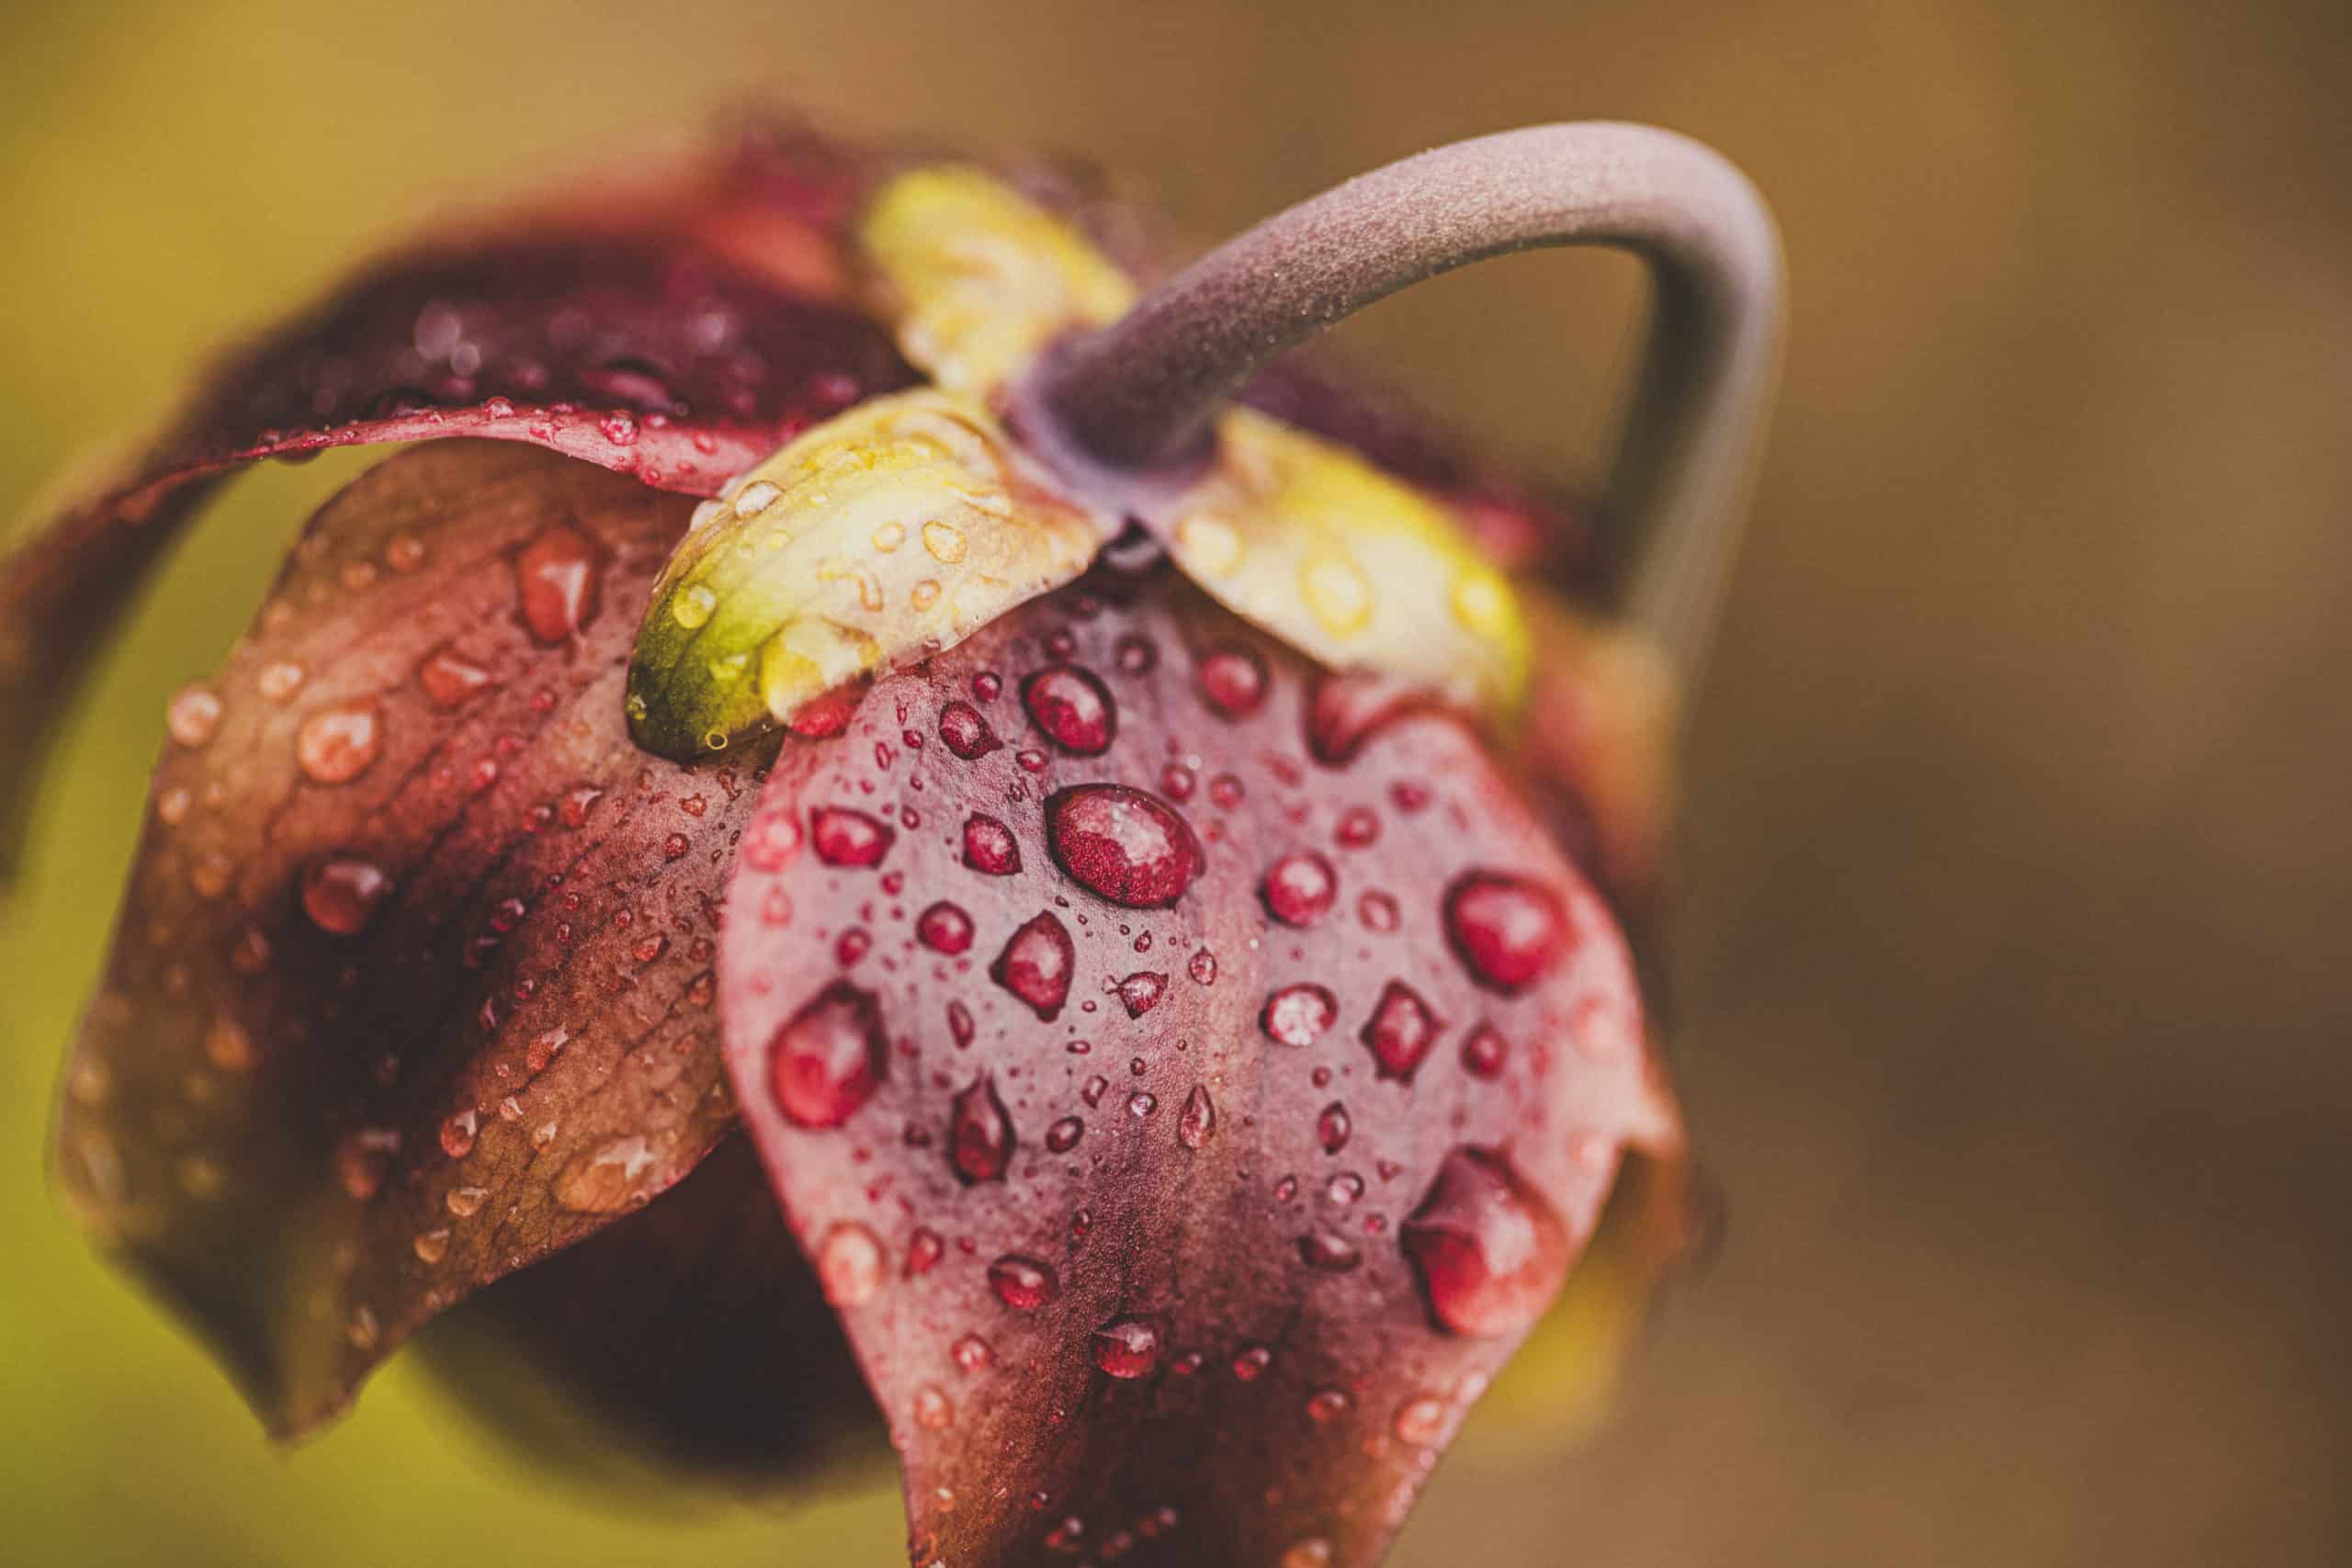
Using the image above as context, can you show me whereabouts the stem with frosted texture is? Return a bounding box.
[1017,122,1783,679]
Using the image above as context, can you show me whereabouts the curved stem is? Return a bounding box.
[1018,122,1783,677]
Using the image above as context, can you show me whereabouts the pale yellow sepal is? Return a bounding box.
[859,165,1136,392]
[626,390,1094,757]
[1166,409,1532,716]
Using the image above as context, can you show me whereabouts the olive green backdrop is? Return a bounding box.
[3,2,2346,1564]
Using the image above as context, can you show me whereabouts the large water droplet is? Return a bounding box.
[1400,1146,1570,1337]
[988,1254,1059,1309]
[961,813,1023,875]
[1178,1085,1216,1150]
[1022,663,1116,754]
[296,699,382,784]
[1360,980,1442,1081]
[1045,784,1203,908]
[301,854,393,935]
[817,1220,885,1306]
[555,1134,658,1213]
[810,806,895,868]
[766,980,888,1128]
[1262,851,1338,927]
[937,700,1001,759]
[1115,971,1167,1017]
[515,524,602,644]
[991,912,1073,1020]
[1444,871,1570,993]
[1090,1314,1163,1379]
[948,1074,1017,1183]
[1261,983,1338,1047]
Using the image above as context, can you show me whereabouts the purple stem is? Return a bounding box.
[1016,123,1783,674]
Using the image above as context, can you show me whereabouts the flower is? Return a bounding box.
[2,118,1776,1566]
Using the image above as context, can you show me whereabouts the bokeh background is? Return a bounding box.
[4,2,2347,1564]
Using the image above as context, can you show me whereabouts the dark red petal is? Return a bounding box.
[418,1134,882,1487]
[0,131,913,877]
[50,444,770,1436]
[718,567,1682,1566]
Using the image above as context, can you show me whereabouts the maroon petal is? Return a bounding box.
[0,130,913,875]
[419,1133,883,1487]
[719,565,1682,1565]
[51,442,773,1436]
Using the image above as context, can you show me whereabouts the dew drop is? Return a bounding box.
[1262,851,1338,927]
[810,806,895,868]
[165,685,221,747]
[937,700,1001,759]
[1046,784,1204,908]
[1306,1388,1351,1423]
[952,1333,995,1371]
[1022,664,1116,755]
[916,900,975,954]
[1282,1539,1335,1568]
[1461,1022,1510,1079]
[301,855,393,935]
[1261,983,1338,1047]
[904,1227,946,1278]
[1196,645,1269,716]
[1444,871,1571,993]
[990,911,1073,1020]
[1400,1146,1570,1337]
[1232,1344,1272,1381]
[1361,980,1442,1082]
[1317,1101,1352,1155]
[256,660,306,702]
[296,699,382,784]
[817,1221,885,1306]
[514,525,602,643]
[556,1134,658,1213]
[947,1000,977,1048]
[948,1074,1017,1183]
[1394,1394,1449,1446]
[1187,948,1218,987]
[1091,1315,1163,1379]
[1046,1115,1084,1153]
[1297,1229,1363,1272]
[418,648,495,708]
[766,980,888,1127]
[1178,1085,1216,1150]
[961,813,1023,875]
[1115,971,1167,1017]
[988,1254,1058,1310]
[1335,805,1381,848]
[914,1384,956,1430]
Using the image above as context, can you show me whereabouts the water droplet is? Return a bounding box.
[990,912,1073,1020]
[915,900,975,954]
[413,1227,450,1264]
[1197,645,1269,716]
[1046,1115,1084,1153]
[296,699,382,784]
[257,660,306,702]
[1262,852,1338,926]
[1444,871,1570,992]
[904,1227,946,1277]
[1335,805,1381,848]
[1461,1023,1510,1078]
[948,1074,1017,1183]
[1090,1315,1163,1379]
[961,813,1023,875]
[1115,971,1167,1017]
[1359,890,1400,931]
[1327,1172,1365,1206]
[817,1221,885,1306]
[766,980,888,1127]
[914,1383,956,1430]
[946,1000,977,1048]
[514,525,602,643]
[556,1134,658,1212]
[672,581,718,628]
[810,806,895,868]
[1394,1394,1449,1446]
[1282,1538,1335,1568]
[1046,784,1203,908]
[1081,1075,1110,1108]
[1187,948,1218,986]
[1297,1229,1363,1272]
[1306,1388,1351,1423]
[446,1184,488,1218]
[439,1108,480,1159]
[1317,1101,1351,1154]
[418,648,495,707]
[204,1015,256,1073]
[1178,1085,1216,1150]
[1361,980,1442,1081]
[1261,983,1338,1047]
[952,1332,995,1371]
[302,855,392,935]
[1159,761,1196,802]
[988,1254,1058,1310]
[1022,664,1116,755]
[1127,1090,1158,1118]
[1231,1344,1272,1381]
[1400,1146,1569,1337]
[166,685,221,747]
[937,700,1001,759]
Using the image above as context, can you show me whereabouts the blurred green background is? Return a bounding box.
[4,2,2347,1564]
